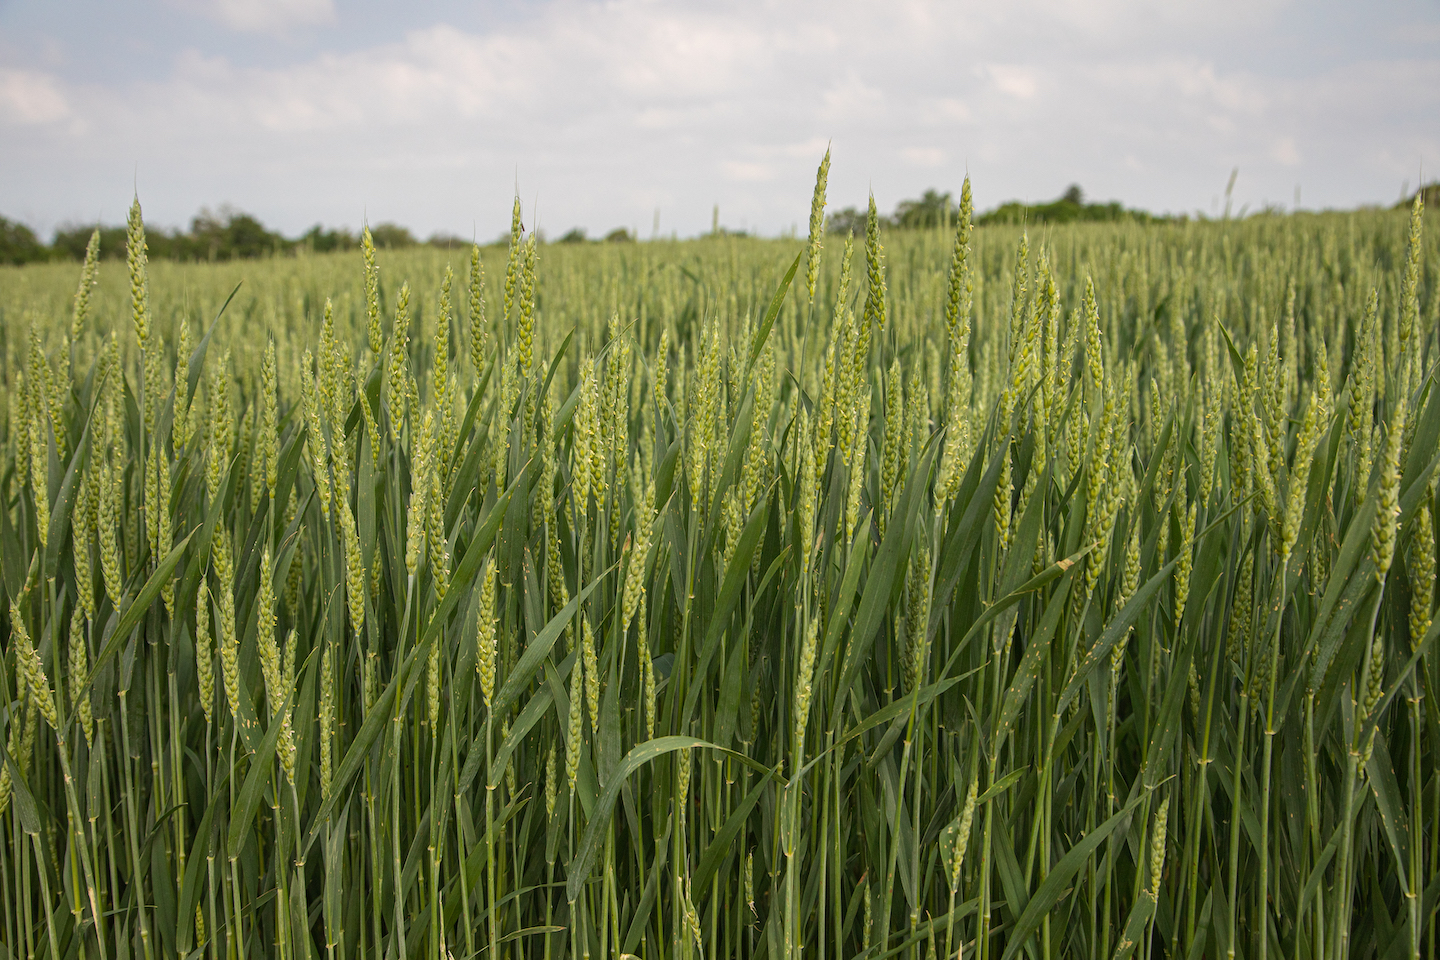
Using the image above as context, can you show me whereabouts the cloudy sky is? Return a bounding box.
[2,0,1438,241]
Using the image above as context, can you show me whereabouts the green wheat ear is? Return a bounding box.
[126,197,150,351]
[363,224,382,354]
[862,193,886,332]
[71,227,100,341]
[805,147,830,304]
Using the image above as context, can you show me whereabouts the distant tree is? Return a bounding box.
[557,227,588,244]
[49,225,91,261]
[1396,182,1439,209]
[19,209,452,263]
[298,225,358,254]
[0,216,49,265]
[232,213,284,258]
[894,189,954,230]
[52,223,128,260]
[975,202,1026,226]
[974,186,1168,226]
[425,232,471,249]
[177,207,291,260]
[604,227,635,243]
[140,227,180,260]
[369,223,416,249]
[825,206,869,235]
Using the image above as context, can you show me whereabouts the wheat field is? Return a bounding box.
[0,161,1437,960]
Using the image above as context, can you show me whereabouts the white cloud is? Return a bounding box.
[821,72,886,123]
[1271,137,1301,166]
[722,160,775,182]
[928,98,972,123]
[2,0,1437,236]
[0,69,69,125]
[173,0,336,35]
[821,73,886,123]
[983,65,1039,101]
[903,147,946,168]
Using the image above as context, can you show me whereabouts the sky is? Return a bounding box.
[1,0,1438,241]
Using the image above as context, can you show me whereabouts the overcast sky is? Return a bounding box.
[2,0,1438,241]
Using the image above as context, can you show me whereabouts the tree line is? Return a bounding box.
[825,184,1178,234]
[0,205,454,266]
[7,182,1434,266]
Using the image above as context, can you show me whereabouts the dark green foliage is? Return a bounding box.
[0,217,48,265]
